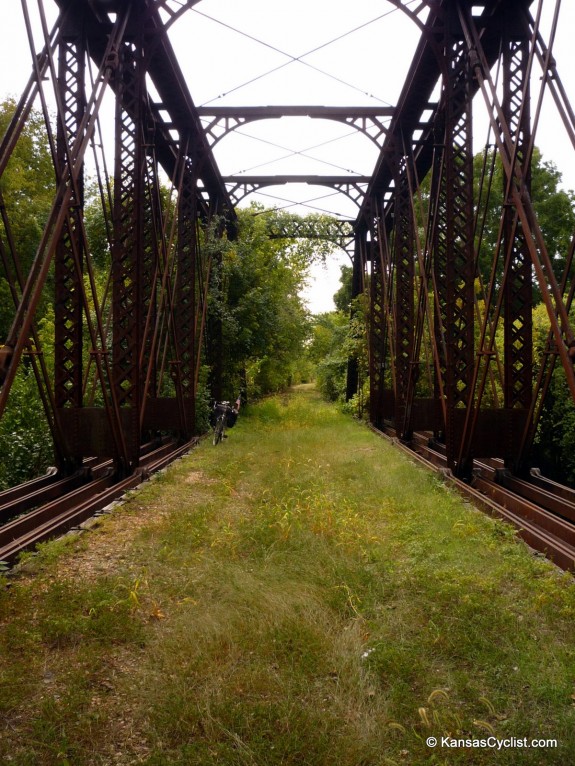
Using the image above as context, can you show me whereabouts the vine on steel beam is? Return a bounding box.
[391,153,416,439]
[345,232,366,404]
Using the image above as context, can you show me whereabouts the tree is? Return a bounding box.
[208,206,317,400]
[0,313,54,490]
[474,147,575,293]
[0,99,56,487]
[333,264,353,313]
[0,98,55,340]
[307,311,349,402]
[306,264,369,408]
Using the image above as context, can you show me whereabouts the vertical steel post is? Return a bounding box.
[368,205,387,428]
[502,8,533,472]
[436,10,475,473]
[54,21,86,470]
[112,24,146,469]
[392,160,415,438]
[175,157,198,435]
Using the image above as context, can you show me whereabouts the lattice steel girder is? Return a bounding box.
[499,11,533,473]
[223,176,370,207]
[111,31,146,466]
[457,3,575,438]
[368,221,387,428]
[266,216,355,256]
[0,0,236,477]
[390,162,416,438]
[174,159,199,436]
[195,106,395,148]
[0,3,132,448]
[357,0,534,223]
[442,28,475,472]
[357,0,575,476]
[266,216,354,241]
[55,32,85,416]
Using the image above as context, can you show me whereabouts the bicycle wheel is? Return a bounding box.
[213,415,225,445]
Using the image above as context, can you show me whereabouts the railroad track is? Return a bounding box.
[4,425,575,574]
[371,426,575,573]
[0,438,197,566]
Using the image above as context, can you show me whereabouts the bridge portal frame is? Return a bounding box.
[353,0,575,478]
[0,0,235,476]
[196,106,395,149]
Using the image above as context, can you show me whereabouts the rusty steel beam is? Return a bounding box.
[196,106,394,148]
[3,0,575,499]
[266,216,355,258]
[223,175,370,206]
[0,0,235,482]
[391,156,415,439]
[358,0,575,480]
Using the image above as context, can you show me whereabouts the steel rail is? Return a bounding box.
[0,474,94,525]
[0,439,198,566]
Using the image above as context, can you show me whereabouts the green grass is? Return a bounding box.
[1,388,575,764]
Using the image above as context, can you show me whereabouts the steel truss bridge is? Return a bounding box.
[2,0,575,566]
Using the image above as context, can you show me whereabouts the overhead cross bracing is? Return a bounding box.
[1,0,575,491]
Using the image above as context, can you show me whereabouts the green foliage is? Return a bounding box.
[333,263,353,313]
[307,267,369,411]
[0,363,53,489]
[309,312,349,401]
[207,206,317,399]
[0,97,56,487]
[83,179,112,270]
[194,364,212,434]
[531,306,575,485]
[0,98,55,340]
[535,372,575,486]
[474,147,575,293]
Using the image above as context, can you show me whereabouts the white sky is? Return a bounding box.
[2,0,575,312]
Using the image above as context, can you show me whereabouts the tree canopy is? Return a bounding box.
[207,206,341,400]
[0,98,55,340]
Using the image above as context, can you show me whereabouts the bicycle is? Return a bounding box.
[211,396,241,445]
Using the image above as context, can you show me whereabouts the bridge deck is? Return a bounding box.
[1,388,573,763]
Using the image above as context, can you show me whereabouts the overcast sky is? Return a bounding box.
[2,0,575,312]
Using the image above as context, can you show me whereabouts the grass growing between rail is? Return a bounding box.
[2,387,575,765]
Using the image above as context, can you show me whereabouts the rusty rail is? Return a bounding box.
[0,439,197,566]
